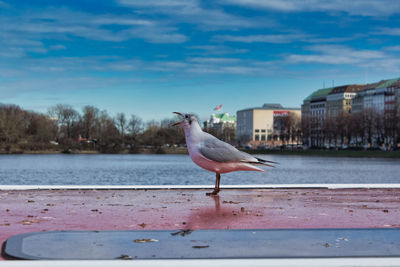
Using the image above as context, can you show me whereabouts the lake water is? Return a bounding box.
[0,154,399,185]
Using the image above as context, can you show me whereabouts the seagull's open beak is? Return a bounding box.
[172,112,184,126]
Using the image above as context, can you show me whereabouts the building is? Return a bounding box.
[392,80,400,113]
[352,79,400,115]
[380,79,400,116]
[236,103,301,147]
[326,85,363,116]
[352,82,381,113]
[302,77,400,148]
[203,113,236,142]
[302,87,333,147]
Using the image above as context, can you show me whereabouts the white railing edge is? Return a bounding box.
[1,184,400,190]
[0,258,400,267]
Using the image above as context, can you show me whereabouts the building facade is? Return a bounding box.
[302,87,333,147]
[393,81,400,113]
[302,77,400,148]
[203,113,236,142]
[352,79,400,115]
[326,85,363,116]
[236,104,301,147]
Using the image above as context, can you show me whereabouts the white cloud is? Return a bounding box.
[222,0,400,17]
[0,7,188,59]
[214,33,362,44]
[117,0,268,29]
[307,36,359,43]
[0,1,9,7]
[49,44,67,50]
[187,57,240,64]
[285,45,400,72]
[186,45,249,56]
[385,46,400,51]
[121,26,187,43]
[0,55,145,99]
[0,52,279,103]
[91,17,154,26]
[286,45,386,64]
[147,56,276,76]
[214,33,311,43]
[0,75,140,99]
[374,27,400,36]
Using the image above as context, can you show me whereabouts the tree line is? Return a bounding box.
[2,102,399,153]
[301,108,400,150]
[273,113,302,146]
[0,103,185,153]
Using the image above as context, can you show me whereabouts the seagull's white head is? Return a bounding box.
[172,112,198,130]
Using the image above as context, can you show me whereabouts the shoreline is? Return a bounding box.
[241,149,400,158]
[1,147,400,158]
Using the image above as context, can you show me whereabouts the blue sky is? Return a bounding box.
[1,0,400,121]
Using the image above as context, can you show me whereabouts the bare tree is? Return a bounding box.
[127,115,143,140]
[82,105,99,139]
[115,113,127,138]
[301,113,311,147]
[96,110,120,152]
[274,115,290,146]
[363,108,378,148]
[0,104,26,144]
[384,104,398,150]
[323,116,336,148]
[349,112,363,147]
[48,104,78,140]
[289,113,301,145]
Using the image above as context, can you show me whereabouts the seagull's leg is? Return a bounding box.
[206,173,221,196]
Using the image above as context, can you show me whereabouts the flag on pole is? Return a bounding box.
[214,104,223,111]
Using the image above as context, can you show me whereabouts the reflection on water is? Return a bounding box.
[184,195,227,230]
[0,154,399,185]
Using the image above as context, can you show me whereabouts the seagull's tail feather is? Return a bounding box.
[242,159,276,168]
[251,162,275,168]
[255,157,279,165]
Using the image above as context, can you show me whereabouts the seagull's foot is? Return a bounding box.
[206,189,220,196]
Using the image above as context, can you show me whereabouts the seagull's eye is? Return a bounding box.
[185,115,189,119]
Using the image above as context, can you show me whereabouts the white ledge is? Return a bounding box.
[0,258,400,267]
[1,184,400,190]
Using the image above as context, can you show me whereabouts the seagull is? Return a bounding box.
[172,112,277,196]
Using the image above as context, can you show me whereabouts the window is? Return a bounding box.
[255,129,260,133]
[261,134,266,141]
[261,129,266,133]
[255,134,259,141]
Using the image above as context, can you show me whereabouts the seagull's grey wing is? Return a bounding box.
[199,134,257,163]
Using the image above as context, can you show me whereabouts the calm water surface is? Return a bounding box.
[0,154,399,185]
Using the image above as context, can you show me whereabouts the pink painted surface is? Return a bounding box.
[1,188,400,260]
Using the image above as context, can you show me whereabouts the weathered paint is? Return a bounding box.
[1,188,400,260]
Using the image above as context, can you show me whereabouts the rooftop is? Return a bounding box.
[262,103,283,109]
[329,84,363,94]
[389,80,400,88]
[213,113,236,122]
[361,82,382,90]
[304,87,334,102]
[304,77,400,103]
[376,78,400,89]
[238,103,300,112]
